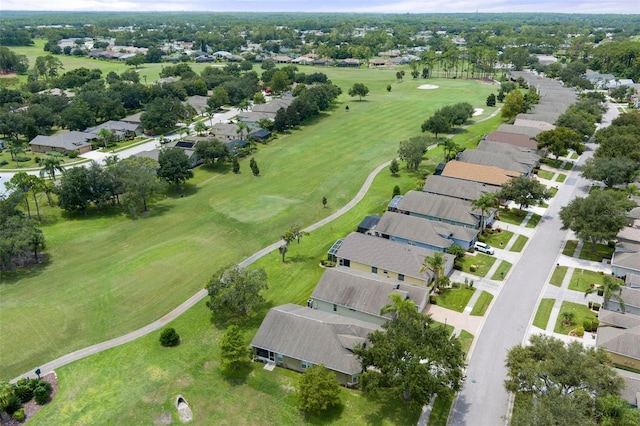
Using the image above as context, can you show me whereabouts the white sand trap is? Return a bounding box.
[473,108,484,116]
[417,84,439,90]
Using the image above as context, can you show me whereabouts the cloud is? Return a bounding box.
[0,0,635,13]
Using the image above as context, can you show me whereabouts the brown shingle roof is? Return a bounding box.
[441,160,519,186]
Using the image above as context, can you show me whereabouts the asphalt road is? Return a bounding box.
[449,102,620,425]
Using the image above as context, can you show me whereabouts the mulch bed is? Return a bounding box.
[0,372,58,425]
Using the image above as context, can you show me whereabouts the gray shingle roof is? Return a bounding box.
[334,232,450,283]
[485,131,538,150]
[612,242,640,273]
[621,287,640,309]
[598,310,640,329]
[85,120,141,135]
[422,175,500,201]
[250,303,380,375]
[457,150,532,174]
[29,131,92,150]
[252,98,293,115]
[476,140,540,162]
[375,211,477,249]
[211,122,241,138]
[397,191,487,228]
[497,124,542,139]
[597,324,640,360]
[311,268,428,318]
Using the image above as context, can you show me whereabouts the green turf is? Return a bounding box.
[458,330,474,355]
[525,213,542,228]
[549,266,568,287]
[568,268,617,293]
[491,261,512,281]
[554,301,598,335]
[433,286,475,312]
[481,230,513,249]
[496,208,527,226]
[428,390,454,426]
[555,173,567,182]
[578,243,614,262]
[456,253,496,278]
[562,240,578,257]
[509,235,528,252]
[532,298,555,330]
[570,152,579,160]
[536,170,554,180]
[470,291,493,316]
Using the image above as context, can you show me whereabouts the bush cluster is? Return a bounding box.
[583,318,600,332]
[159,327,180,347]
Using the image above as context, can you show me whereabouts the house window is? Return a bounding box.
[383,269,388,274]
[341,259,351,267]
[276,353,283,365]
[301,360,314,370]
[371,266,378,274]
[333,304,337,312]
[352,374,359,384]
[398,274,405,281]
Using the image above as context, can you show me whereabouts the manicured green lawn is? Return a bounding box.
[470,291,493,316]
[533,298,555,330]
[496,208,527,226]
[428,390,454,426]
[562,161,574,170]
[555,173,567,182]
[524,213,542,228]
[546,186,558,198]
[549,266,568,287]
[509,235,528,252]
[491,261,512,281]
[433,286,475,312]
[563,240,578,256]
[536,170,554,180]
[568,268,606,292]
[570,152,579,160]
[456,253,496,278]
[482,230,513,249]
[554,301,598,335]
[458,330,474,355]
[578,243,614,262]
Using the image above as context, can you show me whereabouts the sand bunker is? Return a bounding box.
[417,84,439,90]
[473,108,484,116]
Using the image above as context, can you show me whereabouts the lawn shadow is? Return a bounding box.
[209,299,275,332]
[0,256,51,285]
[220,362,253,387]
[304,403,346,425]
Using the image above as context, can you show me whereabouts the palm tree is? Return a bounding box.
[40,156,65,181]
[560,311,576,327]
[472,192,499,231]
[438,139,459,162]
[194,121,208,136]
[380,292,418,318]
[585,275,625,312]
[97,128,113,148]
[421,252,445,291]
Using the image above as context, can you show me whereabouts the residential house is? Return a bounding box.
[85,120,143,140]
[183,95,209,114]
[373,211,478,251]
[513,118,556,132]
[309,268,429,326]
[422,175,501,202]
[390,191,495,229]
[225,139,250,154]
[626,273,640,289]
[273,55,292,64]
[357,215,381,234]
[597,310,640,371]
[29,132,93,154]
[251,303,379,386]
[456,149,536,176]
[247,128,271,142]
[612,242,640,278]
[252,98,293,118]
[237,111,274,128]
[476,140,541,158]
[484,131,539,151]
[328,232,454,286]
[314,57,335,66]
[606,286,640,316]
[210,122,243,142]
[337,58,361,67]
[122,112,143,126]
[497,124,542,139]
[440,160,520,187]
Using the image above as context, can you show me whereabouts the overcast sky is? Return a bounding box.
[1,0,638,14]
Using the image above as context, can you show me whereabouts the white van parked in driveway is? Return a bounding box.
[474,241,495,255]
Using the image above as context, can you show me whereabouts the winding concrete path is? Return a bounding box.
[12,159,392,382]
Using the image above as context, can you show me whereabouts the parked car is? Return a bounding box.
[474,241,495,255]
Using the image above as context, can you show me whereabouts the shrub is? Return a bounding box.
[429,295,437,304]
[14,383,33,403]
[160,327,180,347]
[16,155,31,162]
[12,408,25,422]
[592,302,601,311]
[320,260,336,267]
[469,265,477,272]
[4,394,22,415]
[68,150,79,159]
[597,287,604,296]
[0,160,8,166]
[34,381,52,405]
[34,156,41,164]
[575,327,585,338]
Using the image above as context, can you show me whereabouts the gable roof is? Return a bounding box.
[598,310,640,329]
[211,122,241,138]
[612,242,640,273]
[485,131,538,150]
[183,95,209,112]
[497,124,542,139]
[250,303,380,375]
[422,175,500,201]
[252,98,293,115]
[85,120,141,135]
[397,191,487,228]
[311,268,428,319]
[29,131,93,150]
[597,324,640,361]
[513,118,556,132]
[621,287,640,309]
[457,150,533,174]
[476,140,541,162]
[375,211,477,248]
[333,232,444,283]
[238,111,274,123]
[441,160,519,186]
